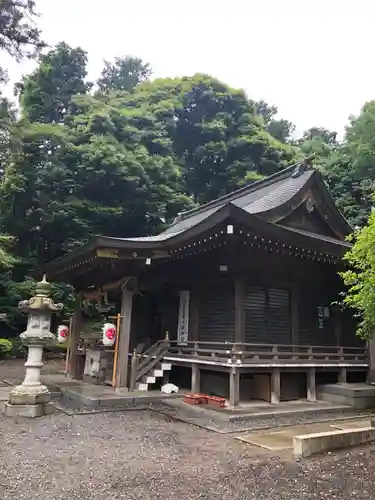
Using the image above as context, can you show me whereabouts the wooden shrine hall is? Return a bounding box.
[41,157,367,406]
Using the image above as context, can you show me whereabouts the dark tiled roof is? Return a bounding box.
[233,170,313,214]
[120,164,315,242]
[278,225,351,248]
[117,231,184,242]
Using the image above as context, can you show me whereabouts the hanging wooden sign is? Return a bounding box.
[96,248,119,259]
[177,290,190,345]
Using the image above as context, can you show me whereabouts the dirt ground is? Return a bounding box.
[0,408,375,500]
[0,358,64,380]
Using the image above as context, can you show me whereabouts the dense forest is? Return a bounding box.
[1,2,375,334]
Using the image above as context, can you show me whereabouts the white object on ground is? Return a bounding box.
[161,383,179,394]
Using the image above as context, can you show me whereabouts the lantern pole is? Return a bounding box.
[109,313,122,388]
[64,317,73,376]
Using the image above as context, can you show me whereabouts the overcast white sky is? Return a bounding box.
[3,0,374,136]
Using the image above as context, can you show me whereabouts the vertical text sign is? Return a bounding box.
[177,290,190,345]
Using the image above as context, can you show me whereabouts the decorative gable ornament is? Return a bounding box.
[57,324,69,344]
[102,322,117,347]
[306,197,315,213]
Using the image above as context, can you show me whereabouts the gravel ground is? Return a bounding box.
[1,410,375,499]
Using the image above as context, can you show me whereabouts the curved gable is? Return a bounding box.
[269,173,352,241]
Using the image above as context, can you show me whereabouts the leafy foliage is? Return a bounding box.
[17,42,92,123]
[0,0,44,60]
[0,233,16,269]
[0,338,12,358]
[341,213,375,339]
[97,56,151,93]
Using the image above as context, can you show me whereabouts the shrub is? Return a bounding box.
[10,339,27,359]
[0,338,13,359]
[44,343,67,359]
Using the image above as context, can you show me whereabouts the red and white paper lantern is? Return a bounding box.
[57,324,69,344]
[102,322,116,347]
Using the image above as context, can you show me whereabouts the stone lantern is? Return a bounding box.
[5,275,63,418]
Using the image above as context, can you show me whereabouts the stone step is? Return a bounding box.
[154,400,368,434]
[137,361,172,391]
[228,403,358,423]
[56,387,182,412]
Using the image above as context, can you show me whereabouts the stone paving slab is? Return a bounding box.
[330,419,372,430]
[237,432,294,450]
[235,418,375,451]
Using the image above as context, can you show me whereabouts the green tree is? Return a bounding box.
[322,104,375,227]
[341,213,375,339]
[297,126,338,169]
[125,75,296,203]
[0,0,43,60]
[97,56,151,93]
[0,0,44,331]
[1,0,42,176]
[17,42,92,123]
[0,234,15,269]
[254,99,295,143]
[266,118,295,143]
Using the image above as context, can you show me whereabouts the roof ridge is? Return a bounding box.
[172,155,315,224]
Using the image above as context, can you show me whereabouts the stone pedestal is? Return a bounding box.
[4,402,55,417]
[5,344,52,417]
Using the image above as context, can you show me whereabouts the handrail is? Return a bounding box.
[165,341,367,365]
[129,340,367,389]
[129,337,170,390]
[168,341,365,351]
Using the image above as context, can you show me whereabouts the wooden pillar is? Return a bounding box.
[115,288,133,389]
[307,367,316,401]
[333,307,342,346]
[271,368,280,404]
[229,367,240,406]
[291,284,299,346]
[67,295,83,379]
[234,278,245,342]
[191,364,200,393]
[338,367,347,384]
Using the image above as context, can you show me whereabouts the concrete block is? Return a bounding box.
[293,427,375,458]
[317,383,375,410]
[4,403,47,418]
[8,391,50,406]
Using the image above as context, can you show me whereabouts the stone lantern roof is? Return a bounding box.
[18,275,63,313]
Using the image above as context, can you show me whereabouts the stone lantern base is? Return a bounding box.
[4,402,55,418]
[5,383,55,418]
